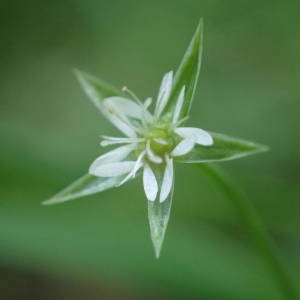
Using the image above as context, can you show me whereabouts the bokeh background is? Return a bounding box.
[1,0,299,299]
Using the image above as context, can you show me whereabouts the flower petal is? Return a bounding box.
[160,156,174,203]
[143,97,154,123]
[143,164,158,201]
[171,139,195,156]
[100,136,144,147]
[104,97,151,120]
[153,138,168,145]
[117,151,145,186]
[175,127,213,146]
[172,86,185,125]
[89,144,136,174]
[91,161,136,177]
[146,142,163,164]
[154,71,173,117]
[106,114,137,137]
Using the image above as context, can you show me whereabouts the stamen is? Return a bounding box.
[122,86,143,106]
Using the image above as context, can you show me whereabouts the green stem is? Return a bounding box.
[197,164,297,300]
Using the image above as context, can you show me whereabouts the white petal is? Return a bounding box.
[175,127,213,146]
[171,139,195,156]
[104,97,151,120]
[132,151,145,177]
[172,86,185,124]
[106,114,137,137]
[144,97,152,109]
[160,156,174,203]
[100,136,144,147]
[143,97,154,123]
[143,164,158,201]
[117,151,145,186]
[89,144,136,173]
[146,142,163,164]
[153,138,168,145]
[91,161,136,177]
[154,71,173,117]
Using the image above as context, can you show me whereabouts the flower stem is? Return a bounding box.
[197,164,297,300]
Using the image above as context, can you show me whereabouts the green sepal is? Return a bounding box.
[147,167,174,258]
[176,132,269,163]
[163,19,204,121]
[74,69,123,113]
[42,174,125,205]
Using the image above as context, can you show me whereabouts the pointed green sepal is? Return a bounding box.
[74,69,123,113]
[147,168,174,258]
[176,132,269,163]
[163,18,204,120]
[42,174,125,205]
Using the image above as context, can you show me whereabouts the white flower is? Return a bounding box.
[89,71,213,203]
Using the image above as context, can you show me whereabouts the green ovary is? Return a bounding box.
[146,128,175,156]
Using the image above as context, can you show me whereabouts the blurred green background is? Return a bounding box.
[1,0,299,299]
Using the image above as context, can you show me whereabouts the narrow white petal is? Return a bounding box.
[160,156,174,203]
[172,86,185,124]
[153,138,168,145]
[171,139,195,156]
[143,97,154,123]
[100,136,144,147]
[117,151,145,186]
[91,161,136,177]
[101,136,141,141]
[146,142,163,164]
[154,71,173,117]
[132,151,145,177]
[175,127,213,146]
[104,97,151,120]
[143,164,158,201]
[144,97,152,109]
[89,144,136,173]
[107,114,137,137]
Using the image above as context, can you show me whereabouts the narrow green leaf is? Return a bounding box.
[74,69,123,113]
[42,174,124,205]
[147,169,174,258]
[163,19,204,120]
[176,132,269,163]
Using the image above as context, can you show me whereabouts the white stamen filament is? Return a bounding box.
[122,86,143,106]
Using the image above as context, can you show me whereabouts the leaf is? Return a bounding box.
[147,168,174,258]
[42,174,125,205]
[74,69,123,113]
[176,132,269,163]
[163,18,204,120]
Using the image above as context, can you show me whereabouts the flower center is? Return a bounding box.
[146,128,174,156]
